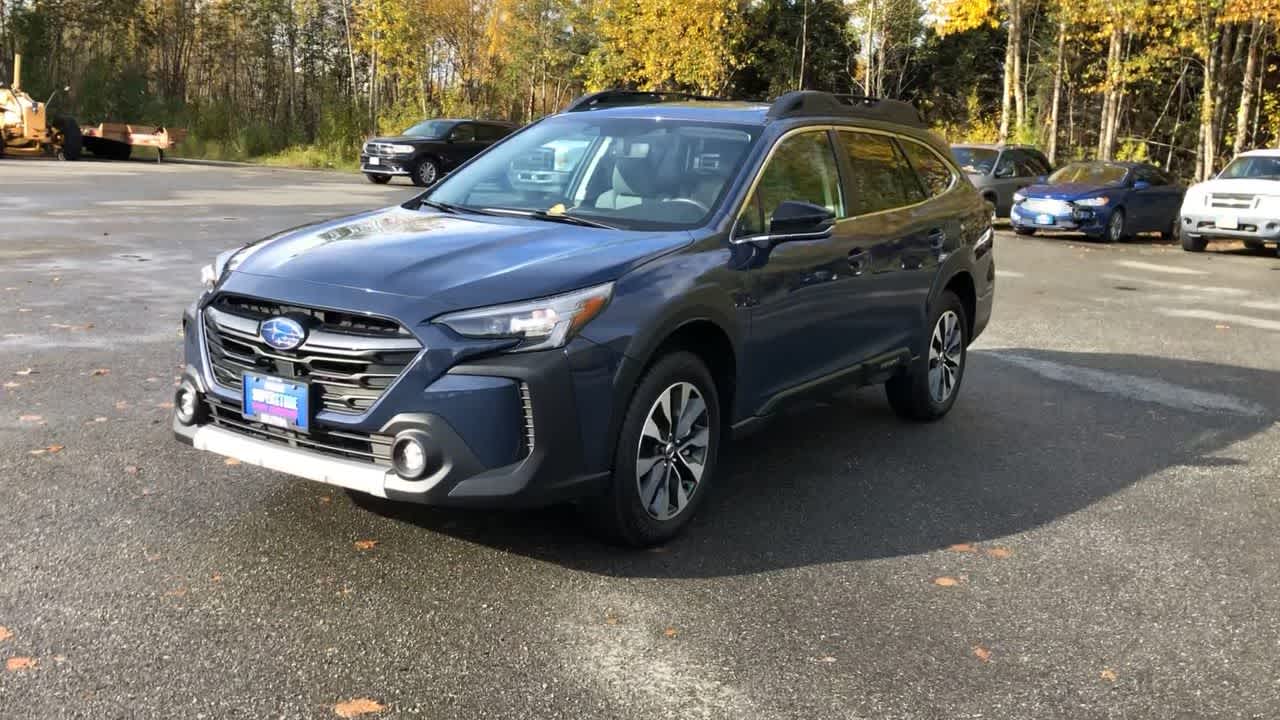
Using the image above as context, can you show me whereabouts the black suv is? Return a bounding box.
[361,119,516,186]
[179,90,994,546]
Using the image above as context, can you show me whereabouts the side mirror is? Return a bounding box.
[1132,180,1151,190]
[768,201,835,241]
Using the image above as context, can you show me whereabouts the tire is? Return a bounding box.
[1103,208,1126,243]
[1013,226,1036,236]
[52,115,82,160]
[1244,239,1266,252]
[365,173,392,185]
[1181,232,1208,252]
[411,158,440,187]
[584,351,722,547]
[1162,218,1179,242]
[885,290,968,422]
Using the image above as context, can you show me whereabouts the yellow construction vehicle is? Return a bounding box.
[0,54,80,160]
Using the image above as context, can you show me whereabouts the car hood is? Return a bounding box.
[1190,177,1280,197]
[1021,182,1121,200]
[367,135,438,145]
[229,206,690,311]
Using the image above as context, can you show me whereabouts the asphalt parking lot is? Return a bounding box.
[2,158,1279,719]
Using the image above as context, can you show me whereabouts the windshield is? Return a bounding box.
[1218,155,1280,179]
[951,147,999,175]
[1049,162,1128,186]
[425,116,761,230]
[403,120,454,138]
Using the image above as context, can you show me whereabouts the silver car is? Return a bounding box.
[952,144,1052,218]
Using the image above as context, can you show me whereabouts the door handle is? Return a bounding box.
[847,248,868,275]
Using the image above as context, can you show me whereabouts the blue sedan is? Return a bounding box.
[1009,161,1185,242]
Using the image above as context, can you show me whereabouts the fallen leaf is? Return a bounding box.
[973,645,992,662]
[18,415,42,423]
[223,457,241,466]
[114,401,128,410]
[165,587,187,598]
[319,495,332,505]
[663,627,679,638]
[1100,668,1117,682]
[816,655,837,663]
[353,539,379,551]
[92,416,108,423]
[1215,324,1231,330]
[17,308,31,313]
[985,547,1012,559]
[605,615,619,626]
[210,573,223,583]
[89,368,110,377]
[124,465,139,475]
[5,657,35,671]
[2,382,18,389]
[947,543,977,553]
[932,576,960,587]
[333,698,385,718]
[155,401,174,409]
[14,368,34,376]
[46,444,64,454]
[0,627,12,642]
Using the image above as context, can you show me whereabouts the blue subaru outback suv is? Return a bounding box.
[175,90,995,546]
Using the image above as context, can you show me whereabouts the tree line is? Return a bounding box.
[0,0,1276,179]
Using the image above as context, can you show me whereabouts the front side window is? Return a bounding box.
[403,120,453,139]
[900,139,955,198]
[952,147,998,175]
[427,116,760,231]
[736,130,843,237]
[838,130,925,215]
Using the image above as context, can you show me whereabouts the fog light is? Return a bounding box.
[174,381,203,425]
[391,431,437,480]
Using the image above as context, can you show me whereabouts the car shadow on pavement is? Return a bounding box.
[352,349,1278,578]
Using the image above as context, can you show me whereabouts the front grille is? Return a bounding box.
[1209,193,1257,209]
[363,142,398,156]
[1021,198,1070,215]
[202,297,421,415]
[205,397,392,466]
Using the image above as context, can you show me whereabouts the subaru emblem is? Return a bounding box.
[260,316,307,351]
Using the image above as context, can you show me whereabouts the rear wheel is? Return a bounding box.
[52,115,82,160]
[1244,239,1266,252]
[585,351,721,547]
[886,290,967,422]
[365,173,391,185]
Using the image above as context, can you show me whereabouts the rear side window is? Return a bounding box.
[450,123,476,142]
[899,140,955,197]
[837,130,926,215]
[737,130,843,236]
[476,124,509,141]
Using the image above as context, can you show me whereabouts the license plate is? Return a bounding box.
[368,156,381,166]
[1217,214,1238,229]
[1035,213,1055,226]
[242,373,310,432]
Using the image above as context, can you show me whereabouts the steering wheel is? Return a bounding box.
[660,197,710,214]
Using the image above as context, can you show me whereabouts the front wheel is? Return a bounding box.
[411,158,440,187]
[585,351,721,547]
[886,290,967,422]
[52,115,82,160]
[1243,239,1266,252]
[364,173,391,185]
[1181,232,1208,252]
[1103,208,1126,243]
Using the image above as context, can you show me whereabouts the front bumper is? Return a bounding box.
[175,301,615,508]
[360,153,412,176]
[1181,211,1280,241]
[1009,203,1107,234]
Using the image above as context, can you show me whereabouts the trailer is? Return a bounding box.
[82,123,187,161]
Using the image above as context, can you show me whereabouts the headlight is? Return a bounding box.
[387,143,416,154]
[201,243,266,289]
[1012,192,1025,204]
[1074,196,1110,207]
[434,282,614,352]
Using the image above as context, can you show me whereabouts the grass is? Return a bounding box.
[172,136,359,171]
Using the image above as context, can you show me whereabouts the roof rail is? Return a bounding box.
[766,91,925,128]
[562,89,733,113]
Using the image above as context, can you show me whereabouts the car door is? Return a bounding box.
[990,150,1024,215]
[1128,165,1174,231]
[736,128,858,405]
[1144,166,1184,232]
[832,129,944,359]
[444,122,483,170]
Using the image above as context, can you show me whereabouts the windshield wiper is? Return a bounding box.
[478,207,618,230]
[419,199,505,217]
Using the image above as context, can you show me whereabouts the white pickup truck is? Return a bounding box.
[1180,149,1280,254]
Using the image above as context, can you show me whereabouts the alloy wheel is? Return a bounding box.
[418,161,438,186]
[635,381,710,521]
[1109,212,1124,242]
[928,310,963,403]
